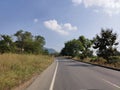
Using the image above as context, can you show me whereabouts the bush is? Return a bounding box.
[108,56,120,64]
[83,57,91,62]
[90,57,107,64]
[90,56,98,62]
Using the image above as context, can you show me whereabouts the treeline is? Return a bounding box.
[0,30,48,54]
[60,28,120,63]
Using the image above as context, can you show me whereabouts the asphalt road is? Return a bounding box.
[26,58,120,90]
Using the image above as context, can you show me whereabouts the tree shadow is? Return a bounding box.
[67,63,95,67]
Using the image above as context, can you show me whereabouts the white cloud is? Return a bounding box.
[72,0,120,16]
[72,0,82,5]
[44,20,78,35]
[34,18,38,23]
[63,23,77,31]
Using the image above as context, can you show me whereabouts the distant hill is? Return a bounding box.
[44,48,57,54]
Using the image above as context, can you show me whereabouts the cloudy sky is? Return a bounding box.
[0,0,120,51]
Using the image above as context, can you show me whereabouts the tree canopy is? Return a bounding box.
[61,39,82,57]
[93,29,119,61]
[0,30,47,54]
[0,35,15,53]
[78,36,93,59]
[61,36,93,58]
[60,28,119,61]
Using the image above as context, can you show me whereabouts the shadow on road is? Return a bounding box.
[67,63,95,67]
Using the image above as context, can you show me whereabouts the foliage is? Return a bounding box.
[93,29,119,62]
[108,56,120,64]
[90,57,107,64]
[78,36,93,59]
[0,35,15,53]
[14,30,33,53]
[0,30,46,54]
[61,36,93,58]
[61,39,83,57]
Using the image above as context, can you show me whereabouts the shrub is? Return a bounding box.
[90,56,98,62]
[90,57,107,64]
[108,56,120,64]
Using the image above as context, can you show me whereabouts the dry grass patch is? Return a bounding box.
[0,54,53,90]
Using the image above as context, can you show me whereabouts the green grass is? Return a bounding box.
[0,54,53,90]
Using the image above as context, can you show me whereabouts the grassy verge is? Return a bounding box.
[0,54,54,90]
[73,57,120,69]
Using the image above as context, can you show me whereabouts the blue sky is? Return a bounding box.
[0,0,120,51]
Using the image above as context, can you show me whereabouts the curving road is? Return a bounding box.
[26,57,120,90]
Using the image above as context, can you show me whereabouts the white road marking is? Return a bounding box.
[49,60,58,90]
[102,79,120,89]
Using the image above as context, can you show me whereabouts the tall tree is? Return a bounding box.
[14,30,46,54]
[14,30,24,53]
[78,36,93,59]
[0,35,15,53]
[61,39,82,57]
[34,35,45,53]
[93,29,119,62]
[14,30,33,53]
[61,36,93,58]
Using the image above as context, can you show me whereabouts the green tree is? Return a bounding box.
[0,35,15,53]
[14,30,33,53]
[33,35,45,54]
[61,39,82,57]
[14,30,25,53]
[93,29,119,62]
[61,36,93,58]
[14,30,46,54]
[78,36,93,59]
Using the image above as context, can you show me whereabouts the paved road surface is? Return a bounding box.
[26,57,120,90]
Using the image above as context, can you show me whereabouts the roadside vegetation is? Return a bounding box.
[0,30,48,54]
[0,54,53,90]
[60,28,120,69]
[0,30,54,90]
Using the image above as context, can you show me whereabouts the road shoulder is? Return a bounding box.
[26,60,57,90]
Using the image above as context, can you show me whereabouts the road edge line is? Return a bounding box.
[49,60,58,90]
[102,79,120,89]
[72,58,120,71]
